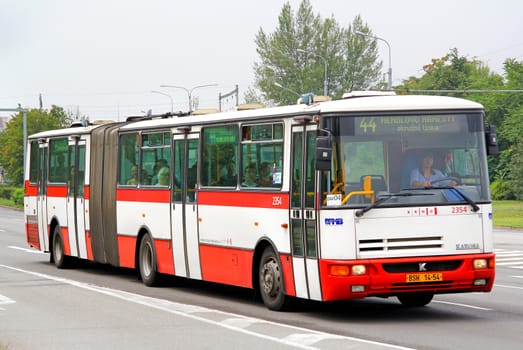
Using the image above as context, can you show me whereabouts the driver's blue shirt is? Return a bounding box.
[410,168,448,187]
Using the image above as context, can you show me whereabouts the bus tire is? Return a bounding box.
[397,293,434,307]
[51,225,69,269]
[139,233,159,287]
[258,247,287,311]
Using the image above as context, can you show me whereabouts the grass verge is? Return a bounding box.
[0,198,22,209]
[492,200,523,229]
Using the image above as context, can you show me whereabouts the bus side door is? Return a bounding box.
[171,133,201,279]
[290,125,322,300]
[36,141,49,252]
[66,137,88,259]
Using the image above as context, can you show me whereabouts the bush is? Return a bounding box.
[11,188,24,206]
[0,186,16,200]
[491,180,516,200]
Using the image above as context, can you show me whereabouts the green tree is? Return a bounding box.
[0,105,72,185]
[252,0,382,105]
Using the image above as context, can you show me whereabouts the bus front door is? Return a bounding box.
[66,138,87,259]
[171,133,201,279]
[290,125,322,301]
[36,142,49,252]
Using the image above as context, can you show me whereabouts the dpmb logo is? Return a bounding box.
[325,218,343,225]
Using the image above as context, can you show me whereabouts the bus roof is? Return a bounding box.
[29,94,483,138]
[119,94,483,131]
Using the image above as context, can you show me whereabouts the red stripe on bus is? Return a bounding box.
[116,188,171,203]
[200,244,253,288]
[25,181,37,196]
[61,226,71,256]
[154,240,174,275]
[279,253,296,297]
[117,235,137,268]
[84,185,90,200]
[198,191,290,209]
[26,223,40,250]
[47,185,67,198]
[85,231,94,260]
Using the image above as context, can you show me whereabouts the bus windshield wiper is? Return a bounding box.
[355,192,432,217]
[434,186,480,212]
[402,186,480,212]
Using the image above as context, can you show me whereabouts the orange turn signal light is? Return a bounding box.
[329,265,350,276]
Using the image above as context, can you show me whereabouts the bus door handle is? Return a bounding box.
[304,210,315,220]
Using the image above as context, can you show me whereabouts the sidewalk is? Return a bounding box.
[494,226,523,233]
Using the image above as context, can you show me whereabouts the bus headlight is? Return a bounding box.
[351,265,366,275]
[473,259,487,269]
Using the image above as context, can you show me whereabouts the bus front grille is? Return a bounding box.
[359,236,443,252]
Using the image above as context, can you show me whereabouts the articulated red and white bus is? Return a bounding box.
[24,92,498,310]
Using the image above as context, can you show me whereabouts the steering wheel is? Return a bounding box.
[430,177,461,186]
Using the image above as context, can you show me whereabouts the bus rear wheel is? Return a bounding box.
[139,233,159,287]
[259,247,287,311]
[397,293,434,307]
[51,225,69,269]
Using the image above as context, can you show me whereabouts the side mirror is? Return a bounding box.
[485,124,499,156]
[315,136,332,170]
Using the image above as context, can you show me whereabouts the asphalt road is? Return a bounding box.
[1,206,522,350]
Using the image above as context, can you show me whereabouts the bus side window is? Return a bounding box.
[49,138,68,183]
[119,133,139,186]
[240,123,283,189]
[29,141,39,184]
[201,125,239,187]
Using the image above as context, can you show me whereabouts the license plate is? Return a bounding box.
[406,272,443,283]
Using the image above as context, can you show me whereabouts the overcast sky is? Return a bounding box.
[1,0,522,120]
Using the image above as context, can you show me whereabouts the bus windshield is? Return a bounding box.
[321,112,491,208]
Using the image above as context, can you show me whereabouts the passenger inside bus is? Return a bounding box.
[242,163,258,187]
[156,166,170,186]
[127,165,139,185]
[151,159,168,184]
[219,145,237,185]
[256,162,273,187]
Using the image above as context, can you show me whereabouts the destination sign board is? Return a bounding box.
[355,115,467,135]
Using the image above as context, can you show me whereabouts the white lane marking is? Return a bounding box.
[0,264,414,350]
[496,257,523,262]
[433,300,492,311]
[495,284,523,290]
[0,294,16,305]
[283,334,344,346]
[494,250,523,254]
[511,276,523,279]
[8,246,45,254]
[0,294,16,310]
[221,317,261,329]
[0,229,5,232]
[496,261,523,266]
[496,253,523,258]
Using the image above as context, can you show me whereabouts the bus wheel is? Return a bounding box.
[397,293,434,307]
[51,225,69,269]
[139,234,159,287]
[259,247,287,311]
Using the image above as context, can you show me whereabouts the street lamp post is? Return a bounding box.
[151,90,174,113]
[354,30,392,90]
[160,83,218,113]
[297,49,329,96]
